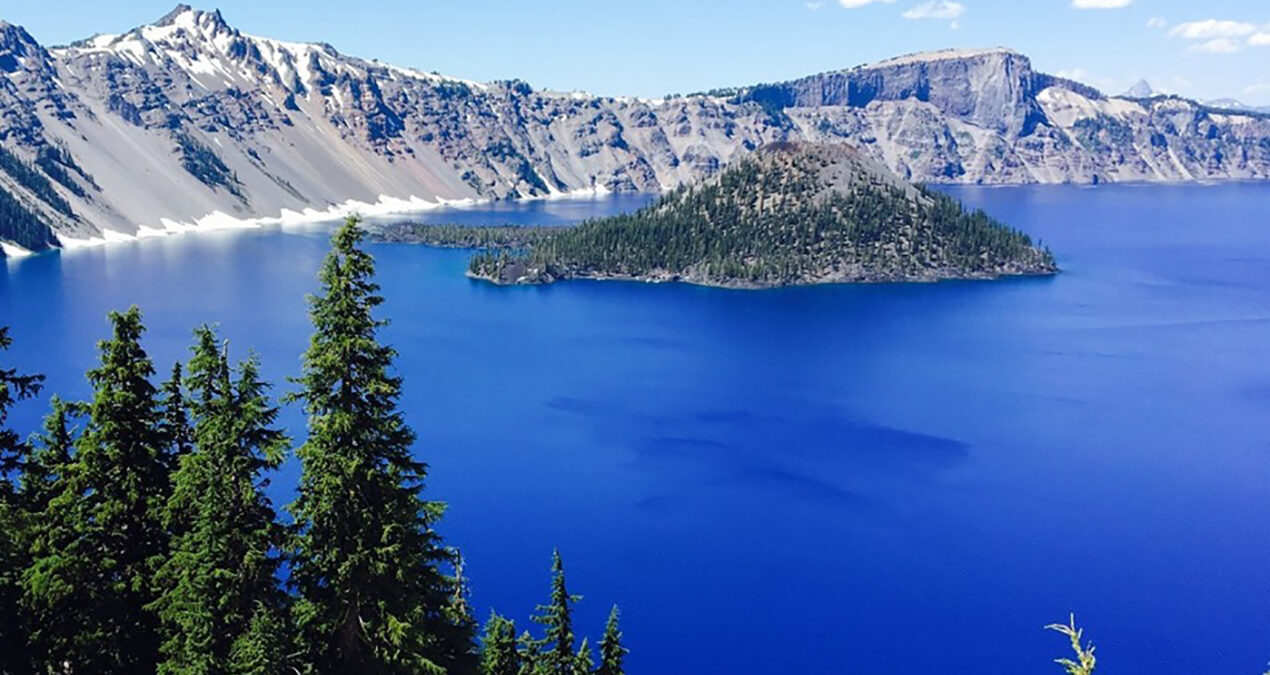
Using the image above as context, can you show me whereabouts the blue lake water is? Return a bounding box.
[3,185,1270,673]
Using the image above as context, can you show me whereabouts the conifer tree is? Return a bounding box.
[479,613,522,675]
[288,216,476,674]
[596,606,627,675]
[151,327,290,675]
[0,326,42,675]
[19,396,76,512]
[157,361,193,471]
[21,308,168,673]
[575,638,593,674]
[531,550,580,675]
[228,601,292,675]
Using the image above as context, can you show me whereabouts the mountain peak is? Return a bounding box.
[0,21,44,71]
[155,4,196,25]
[149,4,232,34]
[1123,80,1155,98]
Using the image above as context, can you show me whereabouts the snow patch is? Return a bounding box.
[0,241,33,258]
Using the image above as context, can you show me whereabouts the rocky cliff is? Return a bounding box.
[0,7,1267,252]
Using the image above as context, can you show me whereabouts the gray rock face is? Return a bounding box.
[0,8,1267,247]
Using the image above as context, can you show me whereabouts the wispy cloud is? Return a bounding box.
[1244,81,1270,95]
[901,1,965,20]
[1189,38,1243,54]
[1168,19,1268,54]
[1168,19,1256,40]
[838,0,896,8]
[1072,0,1133,9]
[805,1,826,9]
[1146,16,1167,29]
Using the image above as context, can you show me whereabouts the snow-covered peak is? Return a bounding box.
[53,4,483,96]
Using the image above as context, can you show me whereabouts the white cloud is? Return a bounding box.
[1189,37,1243,54]
[901,1,965,20]
[1056,68,1089,81]
[1168,19,1256,40]
[806,1,826,9]
[838,0,896,7]
[1250,32,1270,46]
[1072,0,1133,9]
[1146,16,1167,29]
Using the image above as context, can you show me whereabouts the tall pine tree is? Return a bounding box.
[150,327,291,674]
[21,308,169,673]
[288,216,475,674]
[0,326,43,675]
[18,396,77,513]
[530,550,580,675]
[157,361,193,472]
[596,606,626,675]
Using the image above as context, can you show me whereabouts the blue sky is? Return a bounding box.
[7,1,1270,103]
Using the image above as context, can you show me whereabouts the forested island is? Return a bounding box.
[376,143,1057,288]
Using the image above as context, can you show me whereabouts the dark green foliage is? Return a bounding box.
[596,606,626,675]
[34,144,93,198]
[530,550,580,675]
[0,186,58,253]
[479,613,522,675]
[0,144,73,217]
[18,396,76,513]
[228,602,293,675]
[21,308,169,674]
[457,145,1054,287]
[372,222,559,249]
[150,326,290,675]
[0,327,44,477]
[175,132,244,198]
[157,361,193,474]
[288,216,476,674]
[0,326,43,675]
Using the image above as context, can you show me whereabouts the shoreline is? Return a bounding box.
[1,184,617,260]
[465,264,1059,290]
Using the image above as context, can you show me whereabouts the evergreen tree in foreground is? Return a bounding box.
[478,613,522,675]
[288,216,476,673]
[596,606,626,675]
[21,308,169,673]
[157,361,193,472]
[19,396,77,513]
[0,327,43,675]
[530,550,580,675]
[150,327,291,674]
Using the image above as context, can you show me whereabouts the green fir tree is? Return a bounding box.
[530,550,581,675]
[21,308,168,674]
[288,216,475,674]
[596,606,626,675]
[0,326,43,675]
[150,327,290,674]
[479,612,522,675]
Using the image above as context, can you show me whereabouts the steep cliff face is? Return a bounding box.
[0,6,1267,249]
[745,48,1270,184]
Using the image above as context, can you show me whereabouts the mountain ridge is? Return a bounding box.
[0,5,1268,255]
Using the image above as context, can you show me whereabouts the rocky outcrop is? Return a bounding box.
[0,7,1267,249]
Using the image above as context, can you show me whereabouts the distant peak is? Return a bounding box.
[156,4,195,25]
[152,4,230,32]
[1123,79,1155,98]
